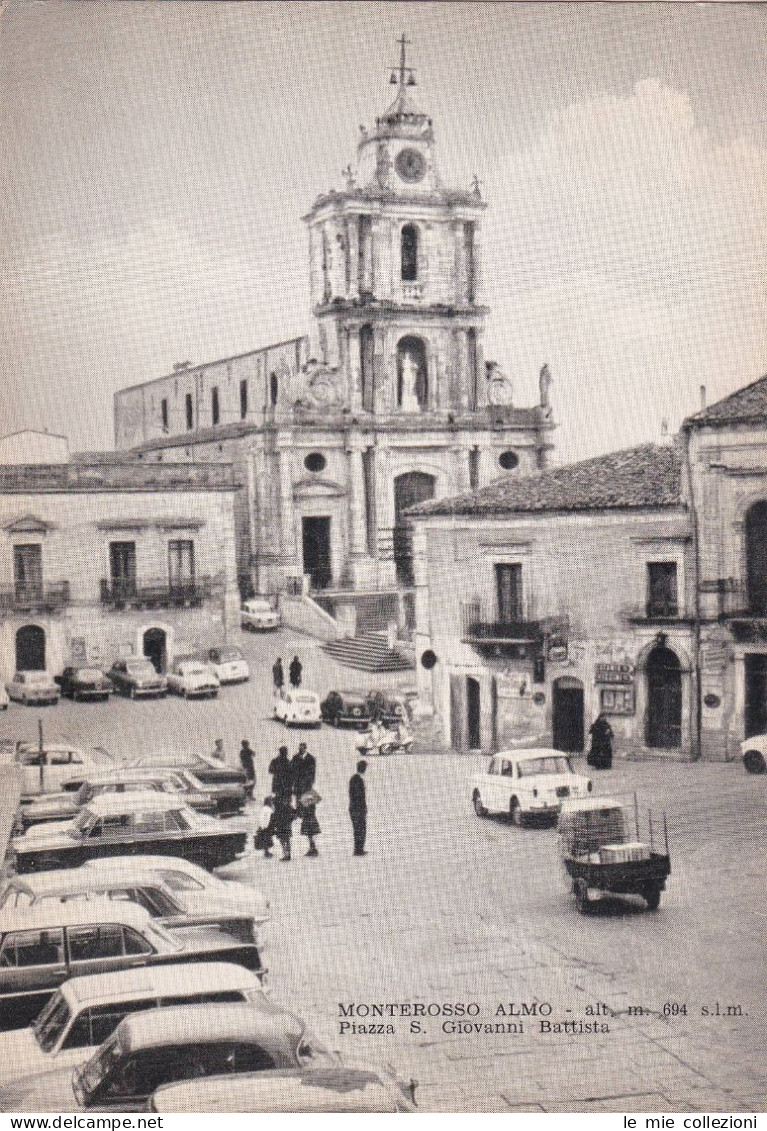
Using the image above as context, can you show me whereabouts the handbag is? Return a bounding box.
[299,788,322,808]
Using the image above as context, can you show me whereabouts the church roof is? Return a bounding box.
[409,441,684,518]
[683,374,767,429]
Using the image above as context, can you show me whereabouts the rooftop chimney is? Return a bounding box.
[700,384,707,412]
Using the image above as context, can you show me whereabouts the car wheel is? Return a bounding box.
[574,880,590,914]
[644,885,662,911]
[510,798,524,827]
[743,750,767,775]
[472,791,487,818]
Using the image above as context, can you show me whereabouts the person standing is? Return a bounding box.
[289,655,302,688]
[269,745,294,862]
[272,657,284,693]
[211,738,225,762]
[587,712,614,770]
[239,740,256,799]
[349,760,368,856]
[253,796,275,858]
[291,742,319,857]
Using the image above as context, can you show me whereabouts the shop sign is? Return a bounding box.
[595,662,634,684]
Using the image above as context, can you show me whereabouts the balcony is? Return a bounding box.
[627,600,693,625]
[100,577,213,610]
[0,583,70,614]
[401,282,424,302]
[460,602,542,646]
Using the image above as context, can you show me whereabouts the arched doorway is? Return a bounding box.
[552,676,585,752]
[394,472,436,586]
[15,625,45,671]
[745,500,767,614]
[143,628,167,674]
[645,643,682,748]
[396,336,428,412]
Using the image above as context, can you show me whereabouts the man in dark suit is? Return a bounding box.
[291,743,319,857]
[349,760,368,857]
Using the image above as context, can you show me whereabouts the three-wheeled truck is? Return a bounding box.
[558,795,671,913]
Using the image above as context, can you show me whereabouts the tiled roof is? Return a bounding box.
[409,441,684,518]
[684,374,767,428]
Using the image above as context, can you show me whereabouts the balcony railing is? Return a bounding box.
[627,600,690,623]
[0,582,70,613]
[401,282,424,302]
[100,577,213,609]
[460,602,541,644]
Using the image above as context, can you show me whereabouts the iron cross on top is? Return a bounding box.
[390,33,416,87]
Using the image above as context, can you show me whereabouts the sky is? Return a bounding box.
[0,1,765,463]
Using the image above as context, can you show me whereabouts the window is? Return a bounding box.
[165,809,190,831]
[211,386,220,425]
[467,328,478,409]
[304,452,326,473]
[168,539,195,594]
[468,448,479,490]
[67,925,124,962]
[132,810,169,836]
[647,562,678,618]
[495,563,523,623]
[185,392,194,430]
[0,929,64,967]
[401,224,418,281]
[13,544,43,601]
[109,542,136,598]
[360,324,374,412]
[498,451,519,471]
[122,928,154,956]
[64,999,156,1050]
[239,378,248,419]
[161,398,169,431]
[158,870,204,892]
[269,372,279,407]
[464,221,476,303]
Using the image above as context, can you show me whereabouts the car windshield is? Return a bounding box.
[24,673,50,685]
[77,670,104,681]
[248,600,271,612]
[295,694,316,704]
[125,661,156,676]
[33,992,71,1053]
[216,648,243,662]
[158,869,205,892]
[72,808,98,834]
[77,1033,124,1097]
[517,756,573,777]
[179,664,207,676]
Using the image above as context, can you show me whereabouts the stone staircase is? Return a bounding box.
[322,631,414,673]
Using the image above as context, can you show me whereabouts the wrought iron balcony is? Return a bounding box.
[460,602,541,645]
[0,583,70,614]
[100,577,213,609]
[626,600,691,624]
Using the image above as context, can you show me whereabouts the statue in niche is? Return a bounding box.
[486,361,513,406]
[400,351,422,413]
[375,142,392,190]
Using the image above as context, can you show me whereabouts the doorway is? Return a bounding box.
[394,472,436,586]
[745,654,767,739]
[302,516,332,590]
[645,644,682,748]
[552,677,585,752]
[467,677,481,750]
[143,628,167,674]
[15,625,46,671]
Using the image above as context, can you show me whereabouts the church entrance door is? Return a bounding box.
[394,473,435,586]
[302,516,332,590]
[645,644,682,748]
[745,654,767,739]
[552,677,585,752]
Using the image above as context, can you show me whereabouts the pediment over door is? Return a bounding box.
[293,477,346,499]
[3,514,54,535]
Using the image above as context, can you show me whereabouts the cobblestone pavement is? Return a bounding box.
[1,628,764,1113]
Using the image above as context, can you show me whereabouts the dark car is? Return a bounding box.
[130,749,248,789]
[60,767,246,816]
[107,660,167,700]
[320,690,373,729]
[0,903,265,1031]
[54,668,112,702]
[11,793,248,875]
[0,1002,328,1110]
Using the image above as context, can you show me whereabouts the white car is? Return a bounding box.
[741,733,767,774]
[15,744,115,796]
[0,683,8,710]
[200,646,250,684]
[471,748,593,825]
[274,689,322,728]
[6,671,59,706]
[166,660,219,699]
[241,598,281,632]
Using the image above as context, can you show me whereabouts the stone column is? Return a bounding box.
[452,221,465,305]
[347,325,362,410]
[347,217,360,302]
[346,435,374,588]
[276,433,296,573]
[452,444,471,494]
[375,437,397,588]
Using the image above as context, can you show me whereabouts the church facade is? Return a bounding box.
[114,44,554,615]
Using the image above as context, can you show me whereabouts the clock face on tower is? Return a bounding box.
[395,147,426,183]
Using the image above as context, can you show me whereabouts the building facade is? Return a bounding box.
[410,376,767,761]
[0,458,240,681]
[113,43,554,614]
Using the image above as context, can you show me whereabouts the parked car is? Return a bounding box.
[320,690,373,729]
[130,749,248,789]
[273,689,322,728]
[11,792,248,874]
[15,744,115,797]
[0,962,270,1087]
[152,1065,418,1113]
[79,856,270,928]
[6,671,59,706]
[471,749,593,825]
[0,683,9,710]
[0,1001,330,1111]
[0,901,265,1031]
[54,668,112,702]
[0,864,268,942]
[166,660,219,700]
[741,733,767,774]
[240,597,281,632]
[107,659,167,700]
[199,646,250,685]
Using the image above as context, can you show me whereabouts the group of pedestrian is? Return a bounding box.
[272,655,303,693]
[256,742,320,862]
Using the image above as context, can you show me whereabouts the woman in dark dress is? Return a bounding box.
[269,745,295,861]
[588,712,614,770]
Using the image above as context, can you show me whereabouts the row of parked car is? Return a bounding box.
[0,744,417,1111]
[1,647,251,708]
